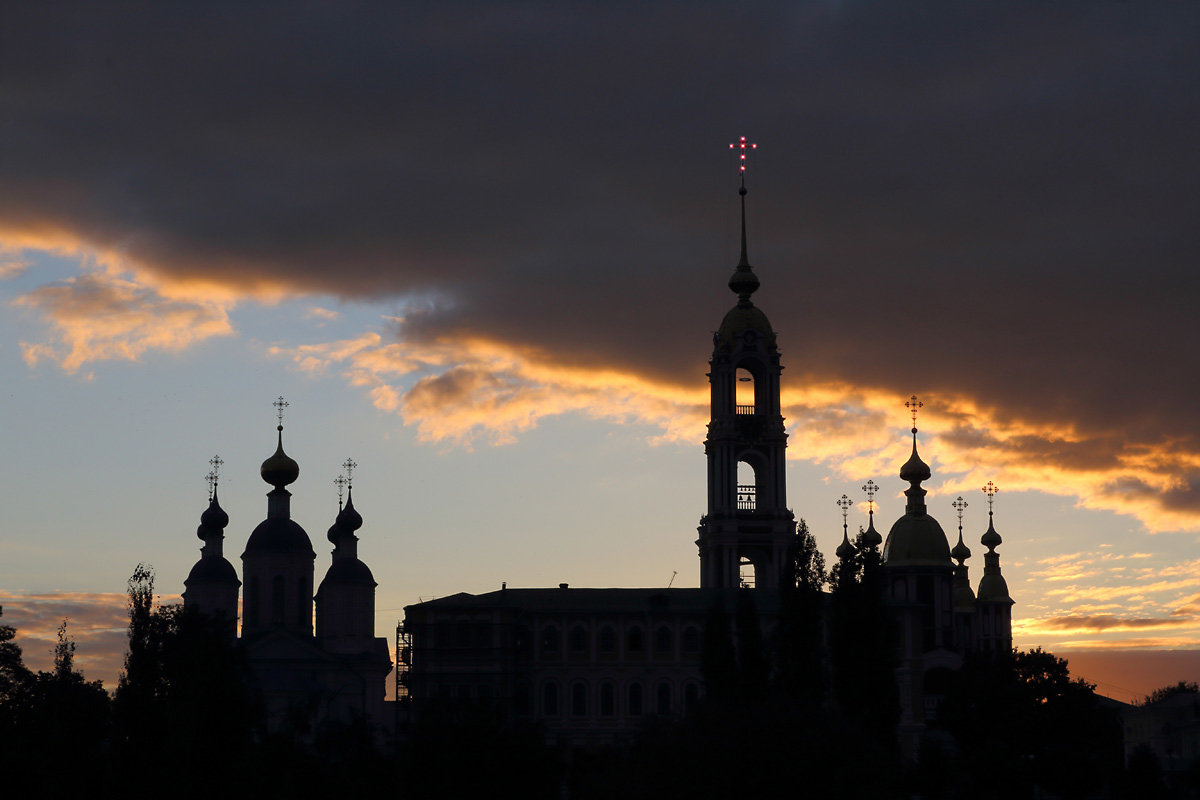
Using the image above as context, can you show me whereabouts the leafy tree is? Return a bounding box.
[0,605,31,707]
[1143,679,1200,705]
[777,519,826,704]
[936,648,1122,800]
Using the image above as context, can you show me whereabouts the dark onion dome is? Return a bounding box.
[337,491,363,533]
[951,531,972,563]
[199,490,229,532]
[244,517,315,556]
[261,427,300,488]
[981,516,1002,550]
[883,513,952,566]
[835,531,857,560]
[899,437,931,484]
[185,556,240,585]
[862,517,883,549]
[320,557,376,587]
[326,518,342,545]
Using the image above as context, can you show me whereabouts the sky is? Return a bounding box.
[1,1,1199,704]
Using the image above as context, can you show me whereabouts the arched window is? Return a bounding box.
[627,626,644,653]
[739,557,756,589]
[541,625,560,654]
[654,625,673,657]
[542,682,559,716]
[599,682,615,717]
[737,461,757,511]
[598,625,616,654]
[735,367,755,414]
[571,682,587,716]
[628,683,643,716]
[569,624,588,655]
[656,681,672,715]
[682,626,701,653]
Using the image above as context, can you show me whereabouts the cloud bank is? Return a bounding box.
[3,2,1198,530]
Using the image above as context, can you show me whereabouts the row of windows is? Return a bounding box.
[533,624,701,656]
[517,680,701,718]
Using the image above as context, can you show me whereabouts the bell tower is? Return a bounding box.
[697,138,795,589]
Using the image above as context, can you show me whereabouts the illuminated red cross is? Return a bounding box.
[729,136,757,173]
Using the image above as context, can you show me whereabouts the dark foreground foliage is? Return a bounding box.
[2,559,1196,799]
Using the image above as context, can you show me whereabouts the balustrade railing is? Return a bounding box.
[736,485,756,510]
[735,404,756,415]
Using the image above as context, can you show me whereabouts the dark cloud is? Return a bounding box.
[3,3,1199,466]
[1040,614,1196,632]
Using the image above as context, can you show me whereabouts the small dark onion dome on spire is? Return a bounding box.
[198,488,230,539]
[322,484,375,586]
[836,529,857,560]
[715,140,777,352]
[861,480,883,549]
[261,426,300,488]
[977,481,1012,602]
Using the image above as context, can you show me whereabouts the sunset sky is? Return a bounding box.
[2,2,1198,703]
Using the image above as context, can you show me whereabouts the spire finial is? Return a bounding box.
[727,137,760,300]
[905,394,924,435]
[952,495,968,527]
[205,469,217,502]
[862,479,878,521]
[334,474,347,510]
[982,481,998,516]
[273,395,289,431]
[342,457,357,489]
[837,493,853,535]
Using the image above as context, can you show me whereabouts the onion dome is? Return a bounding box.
[899,433,931,485]
[951,530,972,563]
[337,489,363,534]
[261,426,300,488]
[836,530,857,560]
[197,489,229,541]
[981,516,1002,550]
[862,515,883,549]
[977,512,1012,603]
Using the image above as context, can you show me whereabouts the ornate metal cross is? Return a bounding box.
[334,475,347,507]
[273,396,289,427]
[342,457,357,487]
[205,470,218,502]
[905,394,923,428]
[862,479,879,514]
[952,496,968,523]
[837,493,853,522]
[729,136,757,175]
[981,481,998,512]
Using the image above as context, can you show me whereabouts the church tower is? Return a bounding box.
[315,461,379,654]
[182,457,240,640]
[241,398,316,639]
[696,139,795,589]
[975,481,1014,653]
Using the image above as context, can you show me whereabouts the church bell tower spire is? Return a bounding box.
[696,138,795,589]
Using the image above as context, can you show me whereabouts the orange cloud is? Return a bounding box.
[13,269,235,375]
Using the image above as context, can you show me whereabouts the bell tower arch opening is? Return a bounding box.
[735,367,756,414]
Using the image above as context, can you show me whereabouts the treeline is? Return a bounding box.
[1,547,1196,799]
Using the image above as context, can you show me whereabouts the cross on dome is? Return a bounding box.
[205,469,218,501]
[952,496,968,522]
[982,481,999,513]
[905,394,924,433]
[334,475,347,508]
[862,479,879,514]
[273,396,289,429]
[342,458,357,488]
[837,493,853,521]
[729,136,757,176]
